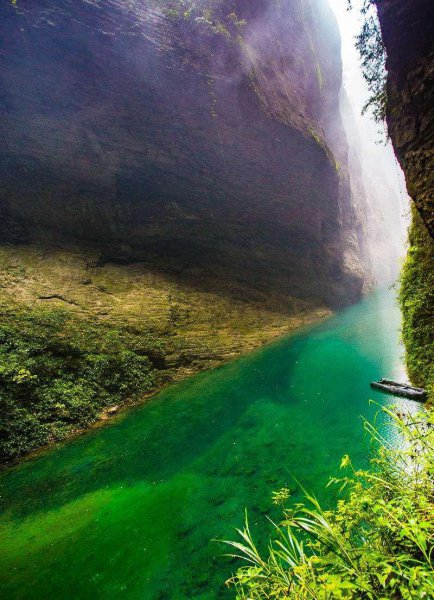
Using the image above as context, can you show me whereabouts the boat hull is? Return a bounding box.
[370,381,427,402]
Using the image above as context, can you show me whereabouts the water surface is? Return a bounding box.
[0,290,415,599]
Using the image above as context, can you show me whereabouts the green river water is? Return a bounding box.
[0,289,418,599]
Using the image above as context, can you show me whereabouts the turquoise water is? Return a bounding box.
[0,289,415,599]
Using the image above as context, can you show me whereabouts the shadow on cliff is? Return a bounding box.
[0,0,366,309]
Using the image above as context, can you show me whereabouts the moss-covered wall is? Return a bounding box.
[375,0,433,396]
[0,245,329,462]
[399,208,434,400]
[0,304,158,461]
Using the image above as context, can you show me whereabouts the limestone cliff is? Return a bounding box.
[375,0,433,396]
[0,0,370,307]
[375,0,434,236]
[0,0,372,460]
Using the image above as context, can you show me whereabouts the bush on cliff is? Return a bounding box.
[0,306,161,462]
[399,207,434,401]
[225,406,434,599]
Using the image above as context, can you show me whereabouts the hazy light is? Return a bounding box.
[329,0,409,277]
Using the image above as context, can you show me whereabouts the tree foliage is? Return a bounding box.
[348,1,387,127]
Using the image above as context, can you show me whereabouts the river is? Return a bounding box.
[0,289,418,599]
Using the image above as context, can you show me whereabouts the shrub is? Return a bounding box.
[0,306,160,462]
[399,207,434,401]
[225,406,434,599]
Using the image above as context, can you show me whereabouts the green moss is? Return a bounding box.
[0,243,327,462]
[399,206,434,401]
[162,1,246,39]
[0,304,162,462]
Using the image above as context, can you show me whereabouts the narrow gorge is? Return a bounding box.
[0,0,399,461]
[0,1,432,599]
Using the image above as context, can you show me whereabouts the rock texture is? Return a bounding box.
[0,245,329,379]
[376,0,434,402]
[0,244,331,462]
[0,0,370,308]
[375,0,433,396]
[375,0,434,237]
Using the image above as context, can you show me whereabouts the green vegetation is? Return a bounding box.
[163,0,246,37]
[0,244,317,463]
[225,406,434,599]
[348,1,387,127]
[399,207,434,401]
[0,304,162,462]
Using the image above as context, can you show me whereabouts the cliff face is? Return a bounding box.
[375,0,434,237]
[0,0,374,460]
[0,0,369,308]
[375,0,433,397]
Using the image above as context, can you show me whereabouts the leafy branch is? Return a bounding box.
[224,407,434,598]
[348,0,388,129]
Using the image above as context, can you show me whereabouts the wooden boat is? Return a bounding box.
[370,378,427,402]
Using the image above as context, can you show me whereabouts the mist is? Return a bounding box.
[329,0,410,285]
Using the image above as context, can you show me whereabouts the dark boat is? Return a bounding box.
[370,378,427,401]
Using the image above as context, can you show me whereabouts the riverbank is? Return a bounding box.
[0,289,407,599]
[0,243,331,464]
[227,405,434,599]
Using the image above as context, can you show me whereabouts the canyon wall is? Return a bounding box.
[0,0,371,307]
[339,90,405,285]
[375,0,433,237]
[0,0,374,459]
[375,0,433,396]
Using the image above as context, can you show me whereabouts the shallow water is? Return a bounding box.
[0,289,418,599]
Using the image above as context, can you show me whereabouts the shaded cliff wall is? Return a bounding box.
[375,0,433,395]
[375,0,434,236]
[0,0,374,460]
[0,0,370,308]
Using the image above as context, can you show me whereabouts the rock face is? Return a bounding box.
[375,0,434,237]
[0,0,370,308]
[375,0,433,397]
